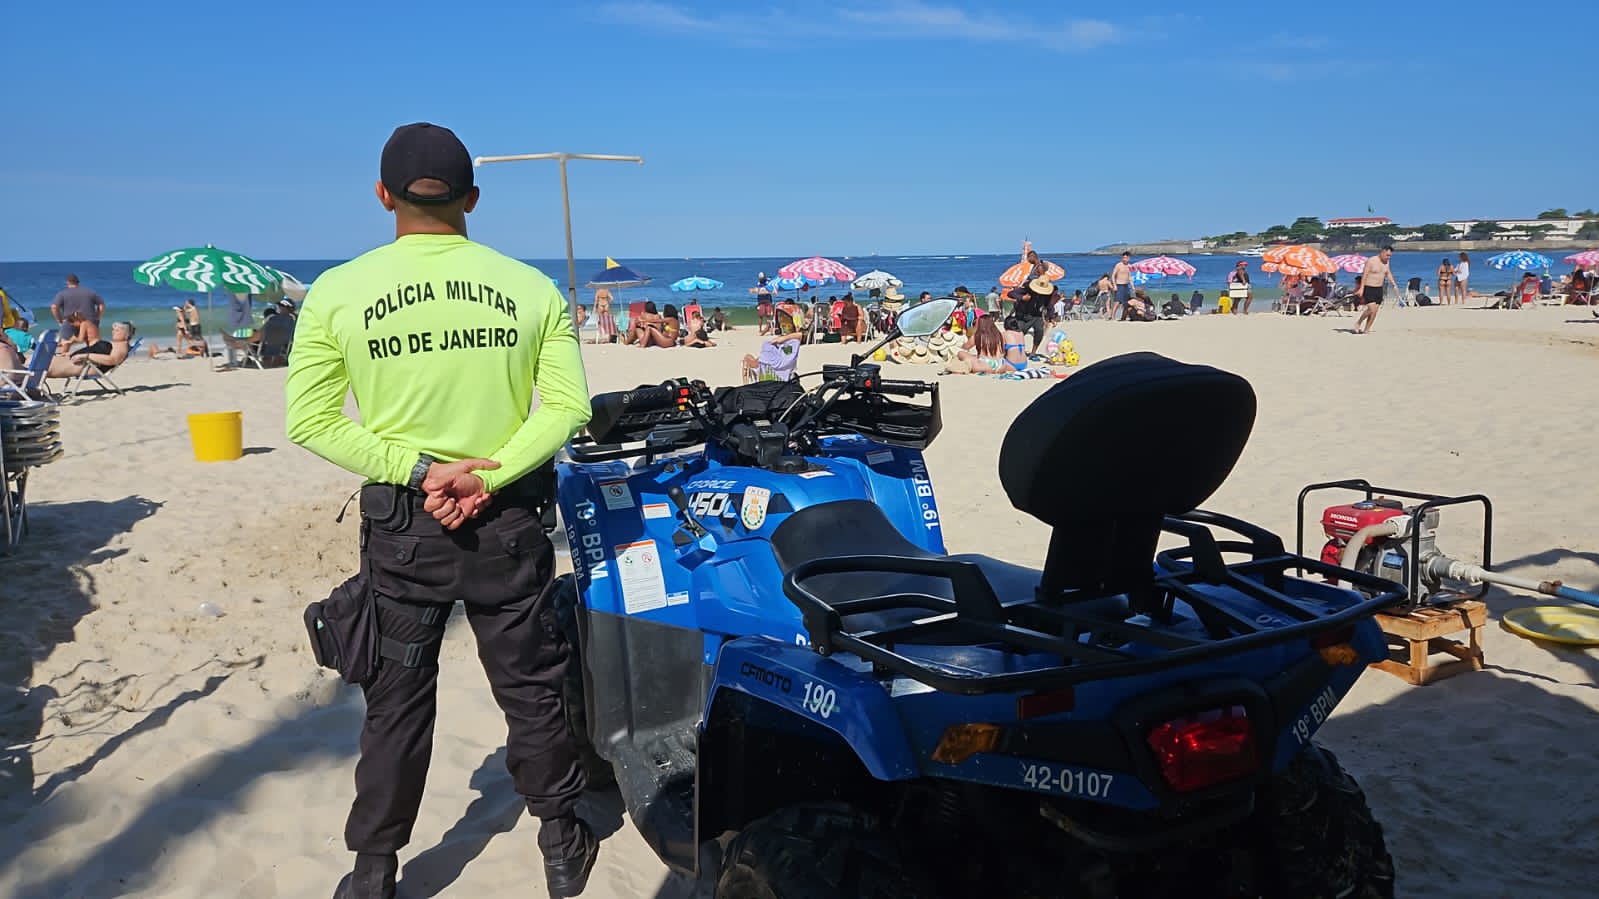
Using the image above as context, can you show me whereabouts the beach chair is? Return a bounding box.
[1067,295,1102,321]
[1,331,58,401]
[58,338,141,401]
[256,315,295,367]
[1,399,63,550]
[222,331,265,369]
[1279,283,1309,315]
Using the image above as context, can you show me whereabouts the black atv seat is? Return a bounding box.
[997,352,1256,598]
[771,499,1053,634]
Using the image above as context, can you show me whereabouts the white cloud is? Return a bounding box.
[596,2,1121,51]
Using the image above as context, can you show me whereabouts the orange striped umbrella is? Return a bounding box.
[1260,244,1335,276]
[999,259,1066,287]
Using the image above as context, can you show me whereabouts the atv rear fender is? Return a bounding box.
[705,636,919,780]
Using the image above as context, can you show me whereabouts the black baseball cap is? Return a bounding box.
[381,122,474,205]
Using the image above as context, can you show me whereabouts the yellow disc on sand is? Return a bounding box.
[1502,606,1599,646]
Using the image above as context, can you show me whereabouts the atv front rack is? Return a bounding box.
[782,510,1407,695]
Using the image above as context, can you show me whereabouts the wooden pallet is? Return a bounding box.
[1371,600,1487,686]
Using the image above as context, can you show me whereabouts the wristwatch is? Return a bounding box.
[407,453,436,491]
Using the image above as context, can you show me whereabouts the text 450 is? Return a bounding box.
[1020,763,1115,799]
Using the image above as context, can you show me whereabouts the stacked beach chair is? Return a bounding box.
[1,400,63,549]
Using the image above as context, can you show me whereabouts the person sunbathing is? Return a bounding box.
[682,308,715,348]
[949,317,1026,374]
[624,301,674,347]
[742,331,802,381]
[661,303,683,345]
[1,331,24,383]
[57,311,100,356]
[49,321,135,377]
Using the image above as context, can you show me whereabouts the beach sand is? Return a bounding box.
[3,304,1597,897]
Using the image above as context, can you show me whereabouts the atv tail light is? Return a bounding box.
[1016,687,1075,720]
[1312,626,1360,666]
[1145,705,1257,792]
[931,723,1000,765]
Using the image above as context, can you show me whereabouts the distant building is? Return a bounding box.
[1326,217,1393,228]
[1447,219,1586,238]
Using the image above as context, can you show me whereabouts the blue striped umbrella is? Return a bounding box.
[1131,270,1164,286]
[670,276,724,292]
[1486,250,1552,271]
[768,276,820,291]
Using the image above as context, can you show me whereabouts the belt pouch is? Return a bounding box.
[303,578,380,685]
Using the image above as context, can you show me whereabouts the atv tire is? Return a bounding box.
[1258,743,1395,899]
[550,574,615,790]
[715,804,932,899]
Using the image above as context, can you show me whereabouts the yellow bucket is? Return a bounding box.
[187,411,243,462]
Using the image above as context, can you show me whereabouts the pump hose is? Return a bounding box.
[1337,518,1409,571]
[1425,556,1599,610]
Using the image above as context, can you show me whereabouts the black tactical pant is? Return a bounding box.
[1014,313,1046,355]
[343,487,584,855]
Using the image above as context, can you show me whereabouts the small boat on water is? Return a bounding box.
[1237,246,1267,257]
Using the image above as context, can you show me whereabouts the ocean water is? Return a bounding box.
[0,251,1546,342]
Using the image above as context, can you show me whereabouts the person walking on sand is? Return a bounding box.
[285,122,598,899]
[1453,251,1470,305]
[1110,252,1134,320]
[1354,246,1399,334]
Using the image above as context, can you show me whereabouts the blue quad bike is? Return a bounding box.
[549,298,1404,898]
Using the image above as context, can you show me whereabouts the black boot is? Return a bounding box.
[332,852,398,899]
[541,815,599,898]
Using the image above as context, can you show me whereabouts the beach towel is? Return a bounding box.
[999,367,1053,381]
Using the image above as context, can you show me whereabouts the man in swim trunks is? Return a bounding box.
[1354,246,1398,334]
[1110,252,1133,320]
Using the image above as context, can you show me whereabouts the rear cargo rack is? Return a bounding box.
[781,509,1407,695]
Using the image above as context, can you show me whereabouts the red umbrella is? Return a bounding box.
[778,256,857,284]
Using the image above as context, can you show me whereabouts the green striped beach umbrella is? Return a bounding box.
[133,245,282,297]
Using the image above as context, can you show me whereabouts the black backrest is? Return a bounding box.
[998,352,1256,597]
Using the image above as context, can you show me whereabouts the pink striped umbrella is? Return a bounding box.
[1329,253,1368,273]
[1564,250,1599,267]
[1130,255,1197,279]
[778,256,857,285]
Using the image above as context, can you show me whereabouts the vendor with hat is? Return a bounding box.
[1010,275,1054,356]
[1226,260,1252,315]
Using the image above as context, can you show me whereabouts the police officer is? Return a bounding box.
[286,122,598,899]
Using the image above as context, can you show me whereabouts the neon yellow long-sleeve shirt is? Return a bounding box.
[285,233,591,493]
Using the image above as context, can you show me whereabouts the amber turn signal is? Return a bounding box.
[931,723,1001,765]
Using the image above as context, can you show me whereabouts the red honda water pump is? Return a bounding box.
[1300,480,1599,613]
[1299,481,1488,611]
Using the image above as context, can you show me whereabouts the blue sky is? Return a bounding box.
[3,1,1593,261]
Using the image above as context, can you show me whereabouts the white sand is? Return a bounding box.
[3,304,1597,897]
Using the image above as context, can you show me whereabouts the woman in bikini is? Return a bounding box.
[950,316,1027,374]
[1436,258,1454,305]
[660,304,683,346]
[625,300,674,347]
